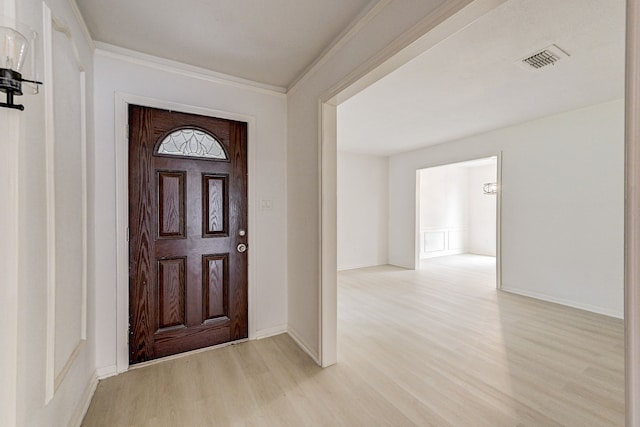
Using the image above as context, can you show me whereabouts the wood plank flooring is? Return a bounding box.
[82,255,624,426]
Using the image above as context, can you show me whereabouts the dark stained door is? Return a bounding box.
[128,105,248,364]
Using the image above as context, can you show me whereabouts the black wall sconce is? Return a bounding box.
[0,25,42,111]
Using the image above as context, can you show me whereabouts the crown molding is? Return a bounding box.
[95,42,287,98]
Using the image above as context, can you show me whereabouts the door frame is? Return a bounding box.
[414,154,502,288]
[114,93,256,373]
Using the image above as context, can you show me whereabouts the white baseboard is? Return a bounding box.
[287,327,321,365]
[96,365,118,380]
[420,249,465,259]
[69,371,99,427]
[254,324,287,340]
[337,262,387,271]
[501,286,623,319]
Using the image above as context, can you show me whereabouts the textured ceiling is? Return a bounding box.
[338,0,626,156]
[75,0,374,88]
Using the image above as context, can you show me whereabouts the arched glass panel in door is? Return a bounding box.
[156,128,228,160]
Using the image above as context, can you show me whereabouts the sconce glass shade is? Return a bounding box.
[0,22,41,110]
[0,26,28,72]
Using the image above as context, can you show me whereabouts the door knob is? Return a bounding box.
[237,243,247,253]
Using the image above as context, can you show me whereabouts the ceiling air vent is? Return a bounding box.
[520,44,569,69]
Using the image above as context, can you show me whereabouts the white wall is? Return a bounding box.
[337,151,388,270]
[467,164,497,256]
[419,164,469,257]
[93,49,288,373]
[390,99,624,317]
[420,165,469,228]
[2,0,97,426]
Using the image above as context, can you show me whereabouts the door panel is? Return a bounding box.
[129,105,248,364]
[157,257,186,329]
[203,174,228,236]
[157,171,186,238]
[203,254,228,320]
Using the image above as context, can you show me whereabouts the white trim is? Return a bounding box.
[67,0,95,51]
[252,325,288,340]
[626,0,640,424]
[95,365,117,380]
[319,102,337,367]
[42,3,56,403]
[114,93,129,374]
[80,70,88,340]
[414,172,421,268]
[496,151,503,289]
[50,16,85,72]
[43,4,89,401]
[287,328,321,365]
[414,154,499,173]
[420,249,466,259]
[283,90,289,343]
[115,93,257,374]
[338,263,387,272]
[96,43,286,97]
[502,287,624,320]
[54,341,84,390]
[318,0,508,371]
[68,371,98,427]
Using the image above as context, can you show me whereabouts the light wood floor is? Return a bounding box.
[82,255,624,426]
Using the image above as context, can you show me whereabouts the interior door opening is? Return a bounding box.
[416,156,500,288]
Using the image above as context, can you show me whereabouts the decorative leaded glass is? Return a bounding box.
[157,128,227,160]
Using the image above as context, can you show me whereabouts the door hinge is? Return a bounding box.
[126,227,129,242]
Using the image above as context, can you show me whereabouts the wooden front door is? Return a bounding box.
[128,105,248,364]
